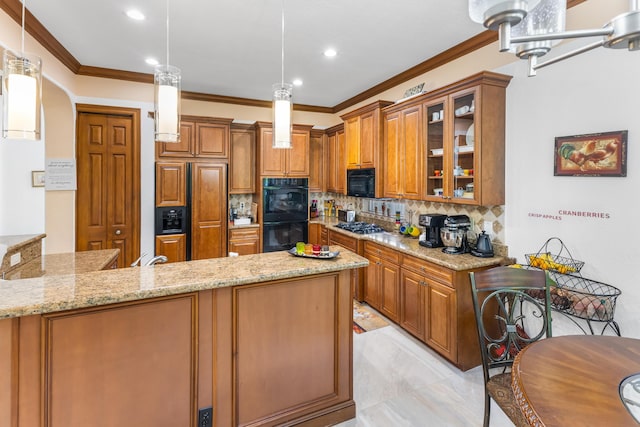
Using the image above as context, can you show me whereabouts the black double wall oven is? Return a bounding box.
[262,178,308,252]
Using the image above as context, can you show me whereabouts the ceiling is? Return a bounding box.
[12,0,490,110]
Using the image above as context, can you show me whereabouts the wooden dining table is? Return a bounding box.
[511,335,640,426]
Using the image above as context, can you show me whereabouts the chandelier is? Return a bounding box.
[469,0,640,76]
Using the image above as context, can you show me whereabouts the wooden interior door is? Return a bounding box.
[76,105,140,268]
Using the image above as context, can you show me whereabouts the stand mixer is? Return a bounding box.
[440,215,471,254]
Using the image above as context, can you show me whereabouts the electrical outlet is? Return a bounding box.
[484,221,493,234]
[198,407,213,427]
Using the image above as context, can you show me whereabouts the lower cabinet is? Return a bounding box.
[228,227,260,255]
[363,247,491,371]
[155,234,187,263]
[363,242,400,322]
[328,230,364,301]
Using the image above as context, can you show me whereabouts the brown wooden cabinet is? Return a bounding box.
[341,101,392,170]
[157,116,232,160]
[155,233,187,263]
[423,72,511,205]
[363,241,401,322]
[308,222,323,245]
[309,129,325,192]
[399,267,424,338]
[191,163,227,260]
[229,124,255,194]
[155,161,186,206]
[424,278,457,361]
[256,122,311,177]
[383,104,423,200]
[328,229,364,300]
[228,227,259,255]
[325,123,345,194]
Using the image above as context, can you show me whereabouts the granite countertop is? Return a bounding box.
[0,247,368,320]
[3,249,120,280]
[310,216,505,271]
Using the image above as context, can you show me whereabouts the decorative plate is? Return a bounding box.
[466,123,474,146]
[288,248,340,259]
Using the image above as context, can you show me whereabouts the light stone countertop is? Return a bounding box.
[0,247,368,320]
[311,216,505,271]
[3,249,120,280]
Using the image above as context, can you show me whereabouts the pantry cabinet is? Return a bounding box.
[382,104,423,200]
[156,116,232,159]
[363,242,401,322]
[325,123,346,194]
[256,122,312,177]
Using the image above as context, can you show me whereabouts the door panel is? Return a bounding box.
[191,163,227,259]
[76,106,140,268]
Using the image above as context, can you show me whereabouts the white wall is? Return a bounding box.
[499,42,640,338]
[0,125,46,236]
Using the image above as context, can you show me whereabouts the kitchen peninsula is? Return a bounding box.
[0,249,368,427]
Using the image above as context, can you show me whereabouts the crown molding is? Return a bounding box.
[0,0,588,114]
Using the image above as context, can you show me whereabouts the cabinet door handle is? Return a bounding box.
[115,229,122,235]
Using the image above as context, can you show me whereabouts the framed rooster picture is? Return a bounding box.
[554,130,627,177]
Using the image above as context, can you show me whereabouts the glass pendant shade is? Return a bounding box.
[2,50,42,140]
[469,0,541,28]
[154,64,181,143]
[510,0,566,57]
[272,83,293,149]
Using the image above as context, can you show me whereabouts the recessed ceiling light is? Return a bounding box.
[324,49,337,58]
[292,79,303,86]
[145,58,159,66]
[126,9,145,20]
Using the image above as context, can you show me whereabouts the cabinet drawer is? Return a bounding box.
[364,241,400,265]
[402,254,453,287]
[229,228,259,240]
[328,230,358,252]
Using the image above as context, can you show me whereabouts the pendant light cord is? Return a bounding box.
[21,0,26,54]
[166,0,170,65]
[281,0,285,86]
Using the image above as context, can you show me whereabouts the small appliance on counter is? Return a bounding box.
[440,215,471,255]
[470,230,494,257]
[418,213,447,248]
[338,209,356,223]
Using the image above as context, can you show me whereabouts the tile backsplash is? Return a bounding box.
[311,192,506,245]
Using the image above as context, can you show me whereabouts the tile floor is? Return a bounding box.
[337,315,514,427]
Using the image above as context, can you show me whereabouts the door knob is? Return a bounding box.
[115,229,121,235]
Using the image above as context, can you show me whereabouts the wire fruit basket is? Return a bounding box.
[523,237,621,333]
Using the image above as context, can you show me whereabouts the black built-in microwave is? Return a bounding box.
[347,168,375,198]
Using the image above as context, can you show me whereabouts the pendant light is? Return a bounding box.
[272,0,292,149]
[2,0,42,140]
[154,0,181,143]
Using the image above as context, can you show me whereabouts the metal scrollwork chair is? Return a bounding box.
[469,266,553,427]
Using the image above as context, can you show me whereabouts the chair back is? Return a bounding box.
[469,267,553,379]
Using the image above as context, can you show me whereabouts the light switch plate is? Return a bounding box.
[10,252,21,266]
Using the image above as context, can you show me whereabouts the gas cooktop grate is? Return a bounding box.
[335,222,385,234]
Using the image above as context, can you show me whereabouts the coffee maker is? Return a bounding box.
[418,214,447,248]
[440,215,471,254]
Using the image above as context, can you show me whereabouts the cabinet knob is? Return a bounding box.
[115,229,122,235]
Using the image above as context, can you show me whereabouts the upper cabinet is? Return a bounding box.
[383,104,423,200]
[156,116,232,159]
[229,123,256,194]
[424,72,511,205]
[256,122,312,177]
[309,129,325,192]
[383,71,511,206]
[325,123,345,194]
[341,100,393,170]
